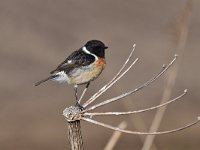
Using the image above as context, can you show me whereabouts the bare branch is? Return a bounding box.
[142,2,193,150]
[83,44,137,107]
[84,89,187,117]
[83,57,138,107]
[78,83,90,104]
[104,121,127,150]
[83,55,177,113]
[82,117,200,135]
[78,87,88,104]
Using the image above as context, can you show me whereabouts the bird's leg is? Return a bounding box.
[74,85,78,102]
[78,82,90,104]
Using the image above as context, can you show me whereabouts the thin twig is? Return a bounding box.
[83,44,136,107]
[142,1,193,150]
[104,121,127,150]
[78,87,88,104]
[84,89,187,117]
[83,58,138,108]
[83,55,177,113]
[78,83,90,104]
[82,117,200,135]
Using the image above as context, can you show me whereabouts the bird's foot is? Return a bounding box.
[75,102,85,110]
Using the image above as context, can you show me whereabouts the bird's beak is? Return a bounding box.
[104,46,108,49]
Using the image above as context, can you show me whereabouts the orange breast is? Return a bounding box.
[96,57,106,67]
[68,57,106,85]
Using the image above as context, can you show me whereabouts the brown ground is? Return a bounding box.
[0,0,200,150]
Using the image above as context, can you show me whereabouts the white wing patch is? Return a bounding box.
[67,60,72,64]
[52,71,69,83]
[82,46,98,60]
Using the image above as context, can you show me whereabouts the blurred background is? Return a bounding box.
[0,0,200,150]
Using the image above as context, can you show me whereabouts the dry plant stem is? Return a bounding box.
[68,120,84,150]
[83,44,136,107]
[83,57,139,107]
[78,83,90,104]
[84,89,187,117]
[82,117,200,135]
[142,1,193,150]
[83,55,177,113]
[104,121,127,150]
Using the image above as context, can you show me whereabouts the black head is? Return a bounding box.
[84,40,108,58]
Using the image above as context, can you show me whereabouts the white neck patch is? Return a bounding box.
[82,46,98,60]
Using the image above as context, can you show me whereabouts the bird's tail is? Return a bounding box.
[35,75,57,86]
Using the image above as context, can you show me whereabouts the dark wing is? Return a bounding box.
[50,48,95,74]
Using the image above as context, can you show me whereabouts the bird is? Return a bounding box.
[35,40,108,106]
